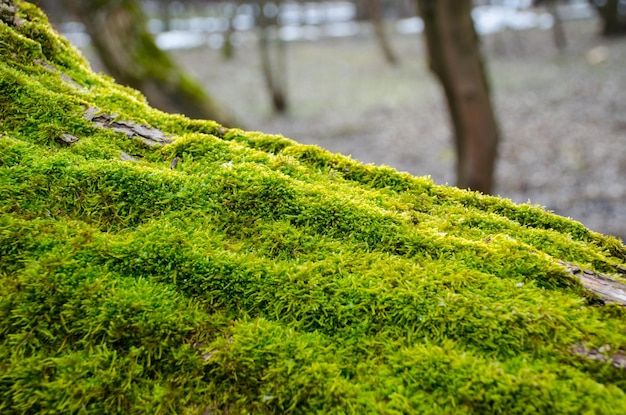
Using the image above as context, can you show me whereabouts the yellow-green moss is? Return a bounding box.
[1,1,626,413]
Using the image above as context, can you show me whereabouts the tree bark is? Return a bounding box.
[417,0,500,194]
[61,0,238,126]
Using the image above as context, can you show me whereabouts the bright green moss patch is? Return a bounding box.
[2,1,626,413]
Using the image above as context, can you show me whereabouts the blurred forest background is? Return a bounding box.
[37,0,625,239]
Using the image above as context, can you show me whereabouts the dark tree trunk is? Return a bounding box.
[417,0,500,194]
[61,0,238,126]
[367,0,398,65]
[258,0,288,115]
[591,0,626,36]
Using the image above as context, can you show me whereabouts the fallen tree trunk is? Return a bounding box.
[1,1,626,413]
[60,0,239,126]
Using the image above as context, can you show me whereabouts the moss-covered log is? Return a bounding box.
[1,1,626,413]
[60,0,238,126]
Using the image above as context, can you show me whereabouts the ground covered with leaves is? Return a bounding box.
[2,1,626,413]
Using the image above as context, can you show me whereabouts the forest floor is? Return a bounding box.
[92,17,626,240]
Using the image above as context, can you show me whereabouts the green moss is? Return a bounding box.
[1,1,626,413]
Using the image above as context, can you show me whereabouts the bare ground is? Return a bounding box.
[162,18,626,240]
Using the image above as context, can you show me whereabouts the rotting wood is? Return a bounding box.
[84,107,172,147]
[559,260,626,305]
[416,0,499,194]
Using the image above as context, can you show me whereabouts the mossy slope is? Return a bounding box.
[1,1,626,413]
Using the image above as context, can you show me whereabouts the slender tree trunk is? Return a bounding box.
[417,0,499,194]
[221,0,240,60]
[61,0,238,126]
[158,0,171,32]
[367,0,398,65]
[258,0,288,114]
[544,0,567,51]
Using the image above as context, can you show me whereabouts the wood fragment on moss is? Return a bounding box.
[56,133,79,145]
[120,151,137,162]
[84,107,172,147]
[559,260,626,305]
[36,59,84,90]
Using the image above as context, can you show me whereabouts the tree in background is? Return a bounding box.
[367,0,398,65]
[257,0,289,114]
[589,0,626,36]
[221,1,240,60]
[534,0,568,51]
[417,0,500,194]
[60,0,238,126]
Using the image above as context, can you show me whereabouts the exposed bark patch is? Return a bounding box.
[0,0,20,28]
[120,151,138,162]
[56,133,79,145]
[84,107,172,147]
[559,260,626,305]
[36,59,84,90]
